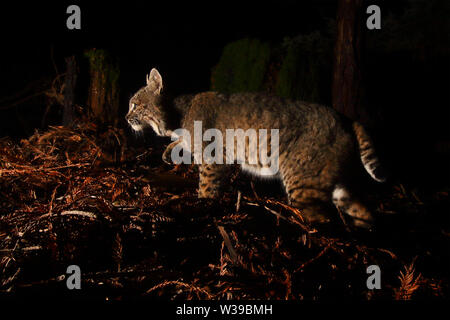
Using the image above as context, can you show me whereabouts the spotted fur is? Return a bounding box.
[126,68,386,227]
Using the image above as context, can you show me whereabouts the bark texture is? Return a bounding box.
[332,0,366,121]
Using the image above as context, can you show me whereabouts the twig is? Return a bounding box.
[250,181,260,201]
[265,199,306,223]
[0,246,43,253]
[236,191,242,213]
[336,206,352,232]
[293,243,333,273]
[0,163,90,175]
[145,280,213,299]
[217,226,238,263]
[48,185,60,216]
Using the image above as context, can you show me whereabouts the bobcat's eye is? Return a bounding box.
[130,103,136,110]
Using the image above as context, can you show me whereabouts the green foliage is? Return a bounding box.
[83,49,120,124]
[84,49,120,94]
[276,31,333,103]
[210,32,333,104]
[211,38,271,93]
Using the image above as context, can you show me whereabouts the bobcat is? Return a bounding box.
[126,68,386,228]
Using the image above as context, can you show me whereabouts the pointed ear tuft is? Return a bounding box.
[146,68,163,94]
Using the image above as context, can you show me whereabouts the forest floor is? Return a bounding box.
[0,122,448,300]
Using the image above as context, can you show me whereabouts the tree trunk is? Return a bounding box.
[62,56,77,126]
[332,0,366,121]
[84,49,120,126]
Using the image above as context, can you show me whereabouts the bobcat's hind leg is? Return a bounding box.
[281,167,335,223]
[198,164,232,199]
[286,186,332,223]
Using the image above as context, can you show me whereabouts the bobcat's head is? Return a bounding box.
[126,68,170,136]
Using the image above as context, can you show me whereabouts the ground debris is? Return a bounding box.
[0,123,448,300]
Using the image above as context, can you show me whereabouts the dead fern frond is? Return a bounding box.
[394,260,422,300]
[145,280,213,299]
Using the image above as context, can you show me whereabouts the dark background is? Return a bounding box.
[0,0,449,188]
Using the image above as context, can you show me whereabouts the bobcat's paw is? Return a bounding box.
[299,207,331,224]
[162,147,173,164]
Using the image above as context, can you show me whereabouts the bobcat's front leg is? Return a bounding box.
[198,164,231,198]
[162,139,184,164]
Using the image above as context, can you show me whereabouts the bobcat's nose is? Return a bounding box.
[126,114,143,131]
[126,114,137,125]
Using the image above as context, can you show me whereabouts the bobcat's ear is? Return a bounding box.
[146,68,163,95]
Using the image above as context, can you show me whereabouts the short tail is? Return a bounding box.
[352,122,386,183]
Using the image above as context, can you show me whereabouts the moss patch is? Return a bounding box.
[211,38,271,93]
